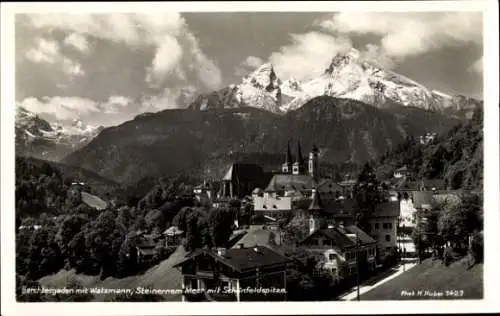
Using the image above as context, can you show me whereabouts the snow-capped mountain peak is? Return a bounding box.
[190,50,481,118]
[15,106,104,161]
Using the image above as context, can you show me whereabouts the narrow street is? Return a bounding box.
[338,259,418,301]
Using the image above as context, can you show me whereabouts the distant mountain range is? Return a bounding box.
[62,96,461,184]
[15,107,104,161]
[190,49,482,119]
[17,49,481,185]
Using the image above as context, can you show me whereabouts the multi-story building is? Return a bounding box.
[174,246,290,301]
[299,224,377,282]
[365,200,401,261]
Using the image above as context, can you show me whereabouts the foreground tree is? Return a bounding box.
[208,208,234,248]
[353,163,382,231]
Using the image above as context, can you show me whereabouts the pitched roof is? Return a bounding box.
[138,247,156,256]
[223,163,265,182]
[163,226,184,236]
[323,198,357,216]
[174,246,291,273]
[301,224,376,249]
[265,174,316,191]
[343,225,377,245]
[395,166,409,172]
[301,227,356,250]
[136,236,156,249]
[231,228,281,249]
[317,179,343,192]
[372,201,400,217]
[339,179,357,187]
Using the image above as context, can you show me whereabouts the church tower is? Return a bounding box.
[292,140,306,175]
[281,141,293,174]
[308,144,319,180]
[308,188,326,235]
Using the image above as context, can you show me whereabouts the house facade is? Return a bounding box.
[365,200,400,261]
[299,225,377,282]
[174,246,290,302]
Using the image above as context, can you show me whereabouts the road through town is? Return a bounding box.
[338,260,418,301]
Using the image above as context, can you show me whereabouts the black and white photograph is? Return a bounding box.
[1,1,499,315]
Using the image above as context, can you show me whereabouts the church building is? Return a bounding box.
[253,140,341,217]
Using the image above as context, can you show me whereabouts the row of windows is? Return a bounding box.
[373,222,393,230]
[373,234,392,242]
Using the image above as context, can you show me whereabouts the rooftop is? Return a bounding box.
[301,224,374,250]
[223,163,265,182]
[174,246,291,273]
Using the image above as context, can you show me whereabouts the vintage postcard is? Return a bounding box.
[1,1,499,315]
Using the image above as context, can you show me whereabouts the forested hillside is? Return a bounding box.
[376,108,483,190]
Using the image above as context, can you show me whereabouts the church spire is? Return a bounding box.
[285,141,292,164]
[282,140,293,174]
[292,139,306,175]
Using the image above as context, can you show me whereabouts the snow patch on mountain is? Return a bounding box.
[191,48,481,118]
[16,106,104,160]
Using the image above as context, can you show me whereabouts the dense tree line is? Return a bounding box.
[376,108,483,190]
[15,157,237,298]
[412,193,483,266]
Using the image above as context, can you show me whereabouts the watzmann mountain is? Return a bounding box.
[190,49,482,119]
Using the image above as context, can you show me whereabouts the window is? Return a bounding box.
[388,223,393,229]
[331,268,337,276]
[323,239,332,246]
[374,223,379,229]
[328,253,336,261]
[309,238,319,246]
[385,235,391,242]
[346,252,356,261]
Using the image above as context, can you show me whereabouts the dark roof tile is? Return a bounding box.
[174,246,291,273]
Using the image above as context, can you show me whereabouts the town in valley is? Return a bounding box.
[13,11,484,302]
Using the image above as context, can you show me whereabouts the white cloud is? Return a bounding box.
[64,33,90,53]
[469,56,483,74]
[102,95,133,114]
[18,96,99,121]
[25,37,85,76]
[268,32,353,81]
[359,44,397,69]
[147,36,184,82]
[317,12,482,59]
[235,55,265,77]
[25,37,60,63]
[139,85,197,112]
[25,13,221,90]
[242,56,264,69]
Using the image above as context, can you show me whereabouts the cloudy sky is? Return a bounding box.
[15,12,483,127]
